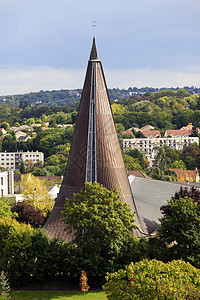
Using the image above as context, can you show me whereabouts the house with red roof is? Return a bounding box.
[141,130,161,138]
[164,129,191,138]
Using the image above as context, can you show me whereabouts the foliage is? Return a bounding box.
[147,147,177,181]
[11,202,45,228]
[80,271,90,293]
[20,160,25,174]
[124,148,146,169]
[0,271,10,300]
[103,259,200,300]
[62,182,137,282]
[0,218,72,286]
[123,154,142,170]
[0,198,17,219]
[170,159,186,169]
[2,134,17,152]
[20,174,54,217]
[0,217,34,278]
[159,194,200,268]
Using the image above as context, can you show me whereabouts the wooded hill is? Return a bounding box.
[0,86,199,107]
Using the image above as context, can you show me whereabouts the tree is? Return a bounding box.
[159,192,200,268]
[124,148,146,169]
[123,154,142,170]
[0,198,17,219]
[20,174,54,217]
[148,147,177,181]
[103,259,200,300]
[20,160,25,174]
[0,271,10,300]
[182,143,200,159]
[0,122,10,131]
[62,182,137,281]
[11,202,45,228]
[80,271,90,293]
[2,135,17,152]
[170,160,186,170]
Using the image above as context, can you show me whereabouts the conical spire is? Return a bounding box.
[89,37,99,60]
[44,38,146,240]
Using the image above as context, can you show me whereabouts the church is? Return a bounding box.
[44,38,185,240]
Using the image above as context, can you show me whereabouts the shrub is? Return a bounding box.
[80,271,90,293]
[103,259,200,300]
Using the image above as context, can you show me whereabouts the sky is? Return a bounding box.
[0,0,200,95]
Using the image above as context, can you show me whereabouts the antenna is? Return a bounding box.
[92,20,96,38]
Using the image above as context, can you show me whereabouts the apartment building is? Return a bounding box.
[122,136,199,166]
[0,151,44,171]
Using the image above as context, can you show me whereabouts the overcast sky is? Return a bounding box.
[0,0,200,95]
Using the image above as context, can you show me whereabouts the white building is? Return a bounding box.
[0,170,14,196]
[122,136,199,167]
[0,151,44,171]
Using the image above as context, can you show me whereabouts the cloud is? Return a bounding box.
[0,66,200,96]
[106,67,200,89]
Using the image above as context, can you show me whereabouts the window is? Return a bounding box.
[1,177,3,185]
[1,190,3,196]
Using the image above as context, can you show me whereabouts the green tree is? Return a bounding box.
[170,160,186,170]
[0,198,17,219]
[2,135,17,152]
[20,160,25,174]
[62,182,137,281]
[124,148,146,169]
[103,259,200,300]
[0,122,10,131]
[123,154,142,170]
[158,197,200,268]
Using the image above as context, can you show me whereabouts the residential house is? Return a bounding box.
[141,130,161,138]
[164,129,191,138]
[140,124,155,131]
[172,168,199,182]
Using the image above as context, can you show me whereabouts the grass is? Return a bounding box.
[10,290,106,300]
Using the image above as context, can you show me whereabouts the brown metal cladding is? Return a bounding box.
[44,38,147,240]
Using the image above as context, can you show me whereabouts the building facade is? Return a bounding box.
[0,170,14,196]
[122,136,199,166]
[0,151,44,171]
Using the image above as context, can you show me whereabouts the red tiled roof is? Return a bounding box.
[171,168,198,182]
[165,129,190,137]
[141,130,161,138]
[121,130,133,135]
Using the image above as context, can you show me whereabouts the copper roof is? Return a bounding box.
[44,38,147,240]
